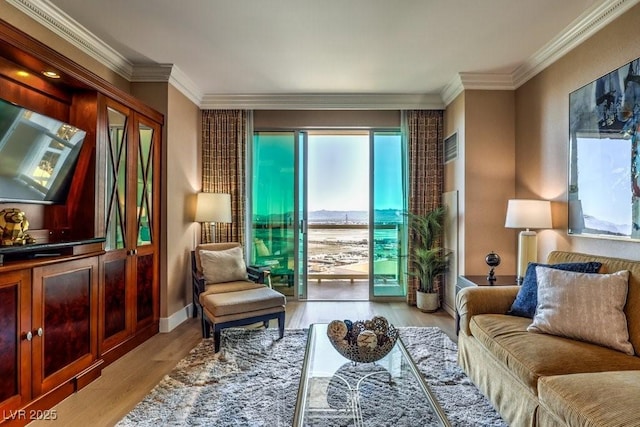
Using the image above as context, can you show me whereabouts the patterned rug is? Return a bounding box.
[117,327,506,427]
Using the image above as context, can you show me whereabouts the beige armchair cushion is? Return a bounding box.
[200,246,249,284]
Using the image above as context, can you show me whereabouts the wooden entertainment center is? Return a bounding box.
[0,19,163,426]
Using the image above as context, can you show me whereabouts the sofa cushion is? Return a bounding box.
[547,251,640,355]
[469,314,640,393]
[200,246,249,284]
[507,261,602,318]
[528,267,633,355]
[539,371,640,427]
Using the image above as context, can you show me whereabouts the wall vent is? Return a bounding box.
[444,132,458,163]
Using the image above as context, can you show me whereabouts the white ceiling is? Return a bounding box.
[9,0,640,108]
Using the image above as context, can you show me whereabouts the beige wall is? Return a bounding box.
[444,93,465,299]
[165,85,200,318]
[132,82,201,321]
[515,2,640,261]
[254,110,400,128]
[445,91,516,276]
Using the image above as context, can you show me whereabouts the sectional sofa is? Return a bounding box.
[456,251,640,426]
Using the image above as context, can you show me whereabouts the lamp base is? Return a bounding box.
[517,230,537,280]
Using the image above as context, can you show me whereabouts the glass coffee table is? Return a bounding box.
[293,323,451,426]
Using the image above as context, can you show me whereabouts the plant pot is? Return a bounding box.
[416,291,440,313]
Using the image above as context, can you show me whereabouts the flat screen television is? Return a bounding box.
[0,98,86,204]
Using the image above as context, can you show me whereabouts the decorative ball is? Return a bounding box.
[356,330,378,349]
[327,320,348,340]
[485,252,501,267]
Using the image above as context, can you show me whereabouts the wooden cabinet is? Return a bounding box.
[98,97,160,361]
[0,255,101,425]
[31,257,100,396]
[0,270,31,416]
[0,18,163,423]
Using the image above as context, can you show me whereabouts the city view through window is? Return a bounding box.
[251,130,405,299]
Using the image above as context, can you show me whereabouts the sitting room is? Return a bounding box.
[1,1,640,426]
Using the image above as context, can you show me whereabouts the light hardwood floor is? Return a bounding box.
[29,301,455,427]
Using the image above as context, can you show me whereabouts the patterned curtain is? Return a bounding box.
[201,110,247,245]
[406,110,444,305]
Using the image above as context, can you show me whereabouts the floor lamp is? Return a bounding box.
[505,199,552,284]
[194,192,232,243]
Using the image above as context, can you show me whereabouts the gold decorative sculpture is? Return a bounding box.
[0,208,35,246]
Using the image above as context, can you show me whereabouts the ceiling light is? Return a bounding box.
[42,70,61,79]
[16,70,30,78]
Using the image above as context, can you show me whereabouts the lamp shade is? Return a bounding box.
[505,199,552,230]
[194,193,232,223]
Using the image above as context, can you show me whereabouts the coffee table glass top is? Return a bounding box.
[294,323,451,427]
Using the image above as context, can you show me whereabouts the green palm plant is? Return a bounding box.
[407,206,450,293]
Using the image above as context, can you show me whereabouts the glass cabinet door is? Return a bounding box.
[136,122,154,246]
[133,116,159,327]
[105,106,128,251]
[100,100,160,348]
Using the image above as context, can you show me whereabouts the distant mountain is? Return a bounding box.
[308,209,402,224]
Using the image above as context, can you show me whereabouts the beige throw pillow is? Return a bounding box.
[527,266,633,355]
[200,246,248,284]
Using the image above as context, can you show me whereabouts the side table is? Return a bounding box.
[457,275,518,292]
[455,275,518,334]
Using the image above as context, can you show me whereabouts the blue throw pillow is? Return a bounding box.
[507,261,602,318]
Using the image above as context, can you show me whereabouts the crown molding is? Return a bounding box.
[131,64,203,106]
[166,66,203,106]
[6,0,133,79]
[513,0,640,87]
[441,73,516,106]
[200,93,444,110]
[10,0,640,109]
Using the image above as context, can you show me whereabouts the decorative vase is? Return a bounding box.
[416,290,439,312]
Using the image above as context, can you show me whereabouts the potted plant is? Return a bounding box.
[407,206,450,312]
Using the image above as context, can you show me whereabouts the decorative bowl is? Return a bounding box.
[326,316,398,363]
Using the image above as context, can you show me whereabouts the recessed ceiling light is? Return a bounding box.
[16,70,30,77]
[42,70,61,79]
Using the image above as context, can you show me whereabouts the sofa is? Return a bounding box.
[456,251,640,427]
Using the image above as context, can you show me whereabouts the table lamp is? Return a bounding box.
[195,192,232,243]
[505,199,552,284]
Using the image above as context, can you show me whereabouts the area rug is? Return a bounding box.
[117,327,506,427]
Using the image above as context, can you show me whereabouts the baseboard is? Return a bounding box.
[443,303,455,318]
[160,304,192,333]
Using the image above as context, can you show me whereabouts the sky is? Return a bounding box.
[307,134,403,212]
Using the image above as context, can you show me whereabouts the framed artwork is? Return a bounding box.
[568,57,640,240]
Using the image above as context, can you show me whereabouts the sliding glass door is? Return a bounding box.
[371,131,406,297]
[251,132,297,296]
[296,132,308,299]
[251,129,406,300]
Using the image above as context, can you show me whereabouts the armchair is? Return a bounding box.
[191,242,286,352]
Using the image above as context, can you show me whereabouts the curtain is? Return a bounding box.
[406,110,444,305]
[201,110,247,245]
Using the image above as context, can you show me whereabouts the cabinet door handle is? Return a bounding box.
[36,327,43,337]
[24,331,33,341]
